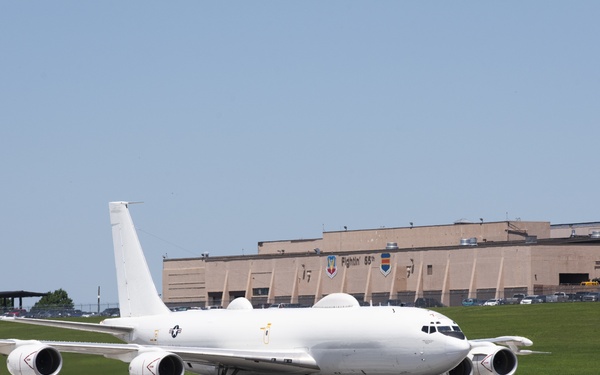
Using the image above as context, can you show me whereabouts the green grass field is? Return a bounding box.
[434,302,600,374]
[0,317,128,375]
[0,303,598,374]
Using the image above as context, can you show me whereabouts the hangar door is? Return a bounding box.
[559,273,589,284]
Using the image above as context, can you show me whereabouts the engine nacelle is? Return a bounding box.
[448,357,473,375]
[7,343,62,375]
[471,347,518,375]
[448,345,518,375]
[129,351,185,375]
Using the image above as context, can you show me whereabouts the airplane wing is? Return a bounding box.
[0,317,134,340]
[0,317,319,373]
[0,340,138,358]
[58,342,319,373]
[0,339,320,374]
[165,346,320,373]
[469,336,548,355]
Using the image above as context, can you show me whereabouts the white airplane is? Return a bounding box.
[0,201,538,375]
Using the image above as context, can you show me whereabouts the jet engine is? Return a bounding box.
[128,351,185,375]
[447,356,473,375]
[448,345,518,375]
[7,343,62,375]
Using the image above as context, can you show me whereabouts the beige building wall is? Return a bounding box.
[550,222,600,238]
[258,221,550,254]
[163,258,206,304]
[163,221,600,307]
[258,238,323,255]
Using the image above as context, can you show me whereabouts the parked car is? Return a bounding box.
[202,305,223,310]
[414,298,443,308]
[545,292,568,302]
[520,295,543,304]
[100,307,121,317]
[582,292,600,302]
[504,293,526,304]
[170,306,190,312]
[574,292,590,301]
[462,298,484,306]
[268,303,306,308]
[2,309,26,317]
[483,299,503,306]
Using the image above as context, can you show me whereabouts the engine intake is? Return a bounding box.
[7,343,62,375]
[449,346,518,375]
[448,357,473,375]
[129,351,185,375]
[472,347,517,375]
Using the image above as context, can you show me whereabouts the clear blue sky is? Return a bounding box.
[2,2,599,307]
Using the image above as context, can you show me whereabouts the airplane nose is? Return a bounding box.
[427,336,471,374]
[445,335,471,362]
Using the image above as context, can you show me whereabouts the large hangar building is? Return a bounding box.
[162,220,600,307]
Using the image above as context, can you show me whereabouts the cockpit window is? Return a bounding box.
[421,324,464,339]
[439,329,465,340]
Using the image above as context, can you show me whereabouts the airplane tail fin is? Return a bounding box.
[109,202,171,317]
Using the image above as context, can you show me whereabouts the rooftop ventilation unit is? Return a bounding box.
[460,238,478,246]
[454,218,472,225]
[386,242,399,250]
[525,236,537,244]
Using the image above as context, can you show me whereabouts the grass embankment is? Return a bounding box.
[1,303,598,374]
[0,317,127,374]
[435,302,600,374]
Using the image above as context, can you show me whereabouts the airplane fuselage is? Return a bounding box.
[105,305,470,375]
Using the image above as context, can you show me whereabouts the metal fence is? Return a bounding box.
[229,286,600,308]
[4,285,599,314]
[1,303,120,318]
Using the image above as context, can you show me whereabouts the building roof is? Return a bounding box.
[0,290,48,299]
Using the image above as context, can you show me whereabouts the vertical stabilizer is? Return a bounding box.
[109,202,171,317]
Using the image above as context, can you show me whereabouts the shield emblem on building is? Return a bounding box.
[380,253,391,276]
[326,255,338,279]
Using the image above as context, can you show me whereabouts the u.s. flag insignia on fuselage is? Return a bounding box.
[326,255,338,278]
[380,253,391,276]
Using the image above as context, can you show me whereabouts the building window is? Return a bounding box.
[427,265,433,275]
[253,287,269,296]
